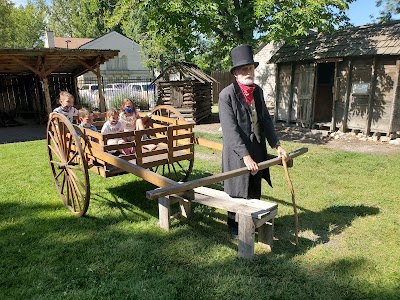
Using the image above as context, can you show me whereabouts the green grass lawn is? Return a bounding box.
[0,137,399,299]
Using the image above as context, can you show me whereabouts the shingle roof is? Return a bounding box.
[54,37,93,49]
[269,20,400,63]
[153,62,217,84]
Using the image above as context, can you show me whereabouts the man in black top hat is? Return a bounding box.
[218,44,288,236]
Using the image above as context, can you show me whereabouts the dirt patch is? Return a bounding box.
[194,115,400,155]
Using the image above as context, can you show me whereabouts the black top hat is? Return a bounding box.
[230,44,259,74]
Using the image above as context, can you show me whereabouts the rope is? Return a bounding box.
[282,157,299,246]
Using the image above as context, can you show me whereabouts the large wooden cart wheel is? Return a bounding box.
[47,113,90,216]
[149,105,194,182]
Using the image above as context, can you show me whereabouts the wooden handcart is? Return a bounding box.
[47,105,308,258]
[47,105,195,217]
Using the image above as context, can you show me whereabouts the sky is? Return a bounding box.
[9,0,396,27]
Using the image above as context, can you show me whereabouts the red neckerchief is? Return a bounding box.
[237,80,255,105]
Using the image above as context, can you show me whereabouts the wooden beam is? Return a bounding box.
[146,147,308,200]
[341,59,353,132]
[274,64,280,123]
[366,57,378,135]
[331,61,340,132]
[77,57,99,76]
[43,56,68,77]
[42,77,52,115]
[287,63,295,124]
[11,56,41,76]
[387,59,400,135]
[96,64,106,112]
[90,147,177,188]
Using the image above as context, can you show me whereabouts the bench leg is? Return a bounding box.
[158,196,170,230]
[179,198,191,218]
[258,220,274,250]
[237,214,255,259]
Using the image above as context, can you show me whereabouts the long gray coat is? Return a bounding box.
[218,81,279,199]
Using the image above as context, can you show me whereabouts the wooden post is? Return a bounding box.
[179,199,191,218]
[387,59,400,135]
[287,63,295,124]
[366,57,377,136]
[42,77,52,115]
[237,214,255,259]
[96,64,105,112]
[331,62,340,132]
[158,196,171,230]
[274,64,280,123]
[258,221,274,251]
[341,59,353,132]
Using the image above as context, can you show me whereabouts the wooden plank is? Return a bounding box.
[366,57,377,135]
[257,221,274,251]
[194,137,223,151]
[90,147,176,188]
[387,59,400,134]
[158,197,170,230]
[146,147,308,200]
[192,191,277,219]
[342,59,353,132]
[238,214,256,259]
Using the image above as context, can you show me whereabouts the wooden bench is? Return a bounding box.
[158,186,278,259]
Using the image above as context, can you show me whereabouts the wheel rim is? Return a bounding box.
[150,105,193,182]
[47,114,90,216]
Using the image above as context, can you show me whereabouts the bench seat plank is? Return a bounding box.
[193,187,277,219]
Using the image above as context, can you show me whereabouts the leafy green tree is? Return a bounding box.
[0,0,16,47]
[376,0,400,23]
[47,0,121,38]
[0,0,47,48]
[111,0,354,71]
[11,0,47,48]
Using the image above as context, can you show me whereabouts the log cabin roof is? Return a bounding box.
[153,62,218,84]
[0,48,119,77]
[270,20,400,64]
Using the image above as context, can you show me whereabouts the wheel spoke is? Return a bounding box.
[68,171,84,207]
[67,175,82,212]
[68,168,87,191]
[48,132,64,161]
[171,163,179,181]
[61,171,67,194]
[54,168,64,180]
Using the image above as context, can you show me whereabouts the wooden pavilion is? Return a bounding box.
[0,48,118,126]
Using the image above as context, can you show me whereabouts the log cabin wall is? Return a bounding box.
[269,21,400,136]
[154,62,216,124]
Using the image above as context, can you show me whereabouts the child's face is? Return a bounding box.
[60,97,74,111]
[80,114,93,128]
[123,101,134,114]
[108,113,119,125]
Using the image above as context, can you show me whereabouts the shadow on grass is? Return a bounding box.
[103,179,160,218]
[1,200,397,300]
[263,195,380,254]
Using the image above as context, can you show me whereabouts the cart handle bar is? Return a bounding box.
[146,147,308,200]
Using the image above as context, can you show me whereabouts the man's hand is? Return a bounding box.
[276,145,289,162]
[243,155,258,175]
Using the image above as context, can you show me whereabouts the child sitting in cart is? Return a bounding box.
[78,108,97,132]
[119,98,157,151]
[101,108,133,155]
[52,91,79,123]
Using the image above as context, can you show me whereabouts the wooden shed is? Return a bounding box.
[269,21,400,137]
[153,62,217,124]
[0,48,118,126]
